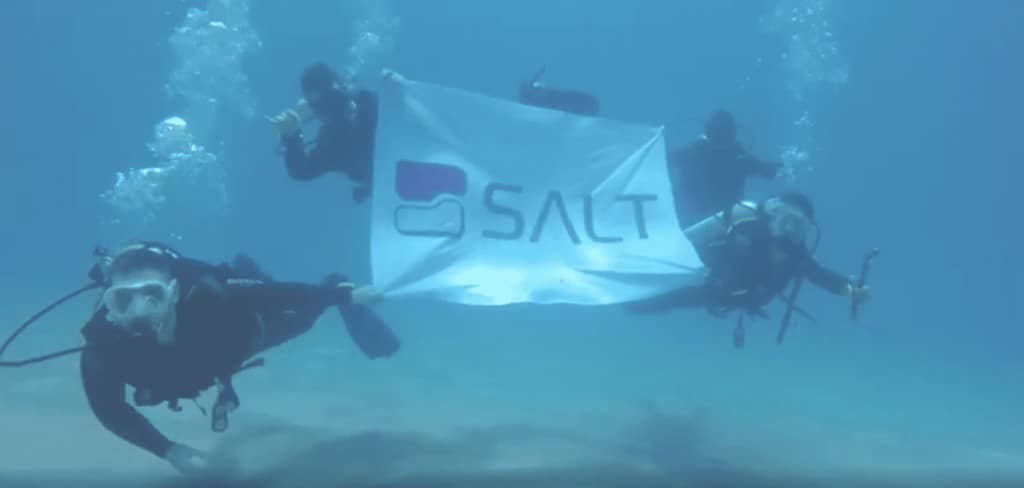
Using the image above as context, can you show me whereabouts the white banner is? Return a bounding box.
[370,75,704,305]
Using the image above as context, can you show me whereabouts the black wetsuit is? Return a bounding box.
[669,138,782,228]
[281,90,378,201]
[626,217,849,315]
[79,259,351,459]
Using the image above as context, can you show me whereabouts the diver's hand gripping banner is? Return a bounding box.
[370,75,703,305]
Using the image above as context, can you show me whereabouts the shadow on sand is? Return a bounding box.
[3,407,1019,488]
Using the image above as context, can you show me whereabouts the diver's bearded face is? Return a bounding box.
[102,269,179,335]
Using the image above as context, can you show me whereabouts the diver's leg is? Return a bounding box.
[239,277,399,359]
[208,282,340,433]
[239,282,341,354]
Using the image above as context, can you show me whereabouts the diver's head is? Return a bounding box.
[100,243,180,337]
[763,191,815,247]
[300,62,352,122]
[704,109,737,145]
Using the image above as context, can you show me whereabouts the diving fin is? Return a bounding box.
[337,303,400,359]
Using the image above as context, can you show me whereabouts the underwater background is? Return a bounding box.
[0,0,1021,486]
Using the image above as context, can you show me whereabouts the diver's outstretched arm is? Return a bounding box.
[802,258,852,295]
[79,348,173,459]
[738,150,783,179]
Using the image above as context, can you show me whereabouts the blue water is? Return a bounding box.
[1,1,1021,486]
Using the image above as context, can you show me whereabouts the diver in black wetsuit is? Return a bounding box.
[517,85,778,229]
[625,192,870,345]
[267,64,600,203]
[669,110,784,229]
[78,243,399,475]
[269,62,378,203]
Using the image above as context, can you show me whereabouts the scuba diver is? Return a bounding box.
[269,62,378,203]
[0,242,400,476]
[669,109,784,229]
[267,64,599,203]
[625,191,872,347]
[518,67,600,116]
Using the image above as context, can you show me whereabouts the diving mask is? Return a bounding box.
[101,279,176,330]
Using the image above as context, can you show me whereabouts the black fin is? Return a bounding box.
[337,303,400,359]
